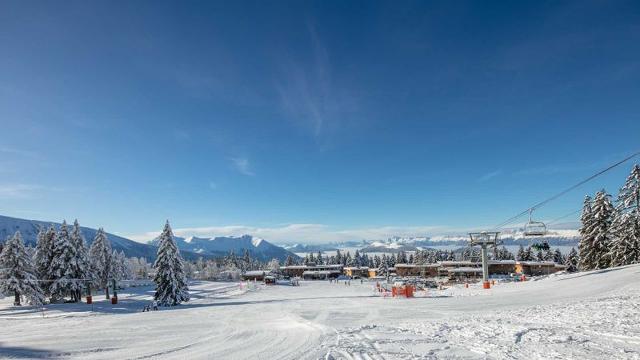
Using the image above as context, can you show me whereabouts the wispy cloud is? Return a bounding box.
[478,170,502,182]
[275,24,358,142]
[230,157,254,176]
[0,184,42,199]
[208,181,218,190]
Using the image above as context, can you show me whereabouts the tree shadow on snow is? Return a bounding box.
[168,294,380,310]
[0,343,60,359]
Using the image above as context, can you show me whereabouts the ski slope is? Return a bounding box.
[1,265,639,359]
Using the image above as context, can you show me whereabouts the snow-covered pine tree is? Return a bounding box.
[578,195,596,270]
[610,164,640,266]
[70,220,90,301]
[241,249,251,272]
[111,250,123,282]
[34,225,56,297]
[543,248,554,261]
[584,190,614,270]
[89,228,112,299]
[153,221,189,306]
[0,231,45,306]
[553,248,564,264]
[353,250,362,266]
[49,221,79,302]
[344,252,352,266]
[110,250,130,282]
[523,246,534,261]
[284,255,294,266]
[516,245,525,261]
[565,247,579,272]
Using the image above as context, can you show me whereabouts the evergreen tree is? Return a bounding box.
[553,248,564,264]
[284,255,295,266]
[89,228,112,299]
[543,248,554,261]
[335,250,343,265]
[241,249,251,272]
[344,252,352,266]
[583,190,614,270]
[523,246,534,261]
[316,251,324,265]
[49,221,79,302]
[0,231,44,306]
[34,225,56,297]
[111,250,126,282]
[578,195,596,270]
[153,221,189,306]
[70,220,90,301]
[565,247,579,272]
[610,164,640,266]
[516,245,525,261]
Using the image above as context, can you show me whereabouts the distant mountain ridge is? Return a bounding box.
[149,234,299,262]
[0,214,204,261]
[357,230,580,252]
[281,230,580,254]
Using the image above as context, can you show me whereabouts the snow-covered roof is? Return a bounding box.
[438,261,479,266]
[395,263,439,268]
[517,261,556,266]
[302,270,341,275]
[447,267,483,273]
[488,260,517,265]
[243,270,268,276]
[282,264,344,270]
[343,267,369,270]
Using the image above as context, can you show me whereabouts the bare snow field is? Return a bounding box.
[1,265,639,360]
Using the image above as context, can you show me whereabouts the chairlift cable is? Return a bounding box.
[492,150,640,231]
[545,209,582,227]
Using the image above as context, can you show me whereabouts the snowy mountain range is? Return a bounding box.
[0,214,165,259]
[281,229,581,254]
[149,235,298,262]
[357,230,580,252]
[281,241,365,253]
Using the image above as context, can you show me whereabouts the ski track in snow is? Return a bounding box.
[0,266,639,359]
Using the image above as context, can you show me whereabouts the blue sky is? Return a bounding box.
[1,0,639,243]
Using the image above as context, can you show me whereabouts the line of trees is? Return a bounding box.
[0,220,193,307]
[578,165,640,270]
[0,220,130,306]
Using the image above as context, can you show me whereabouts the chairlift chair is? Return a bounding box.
[523,209,549,250]
[523,209,547,237]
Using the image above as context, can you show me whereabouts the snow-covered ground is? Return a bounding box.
[1,265,639,359]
